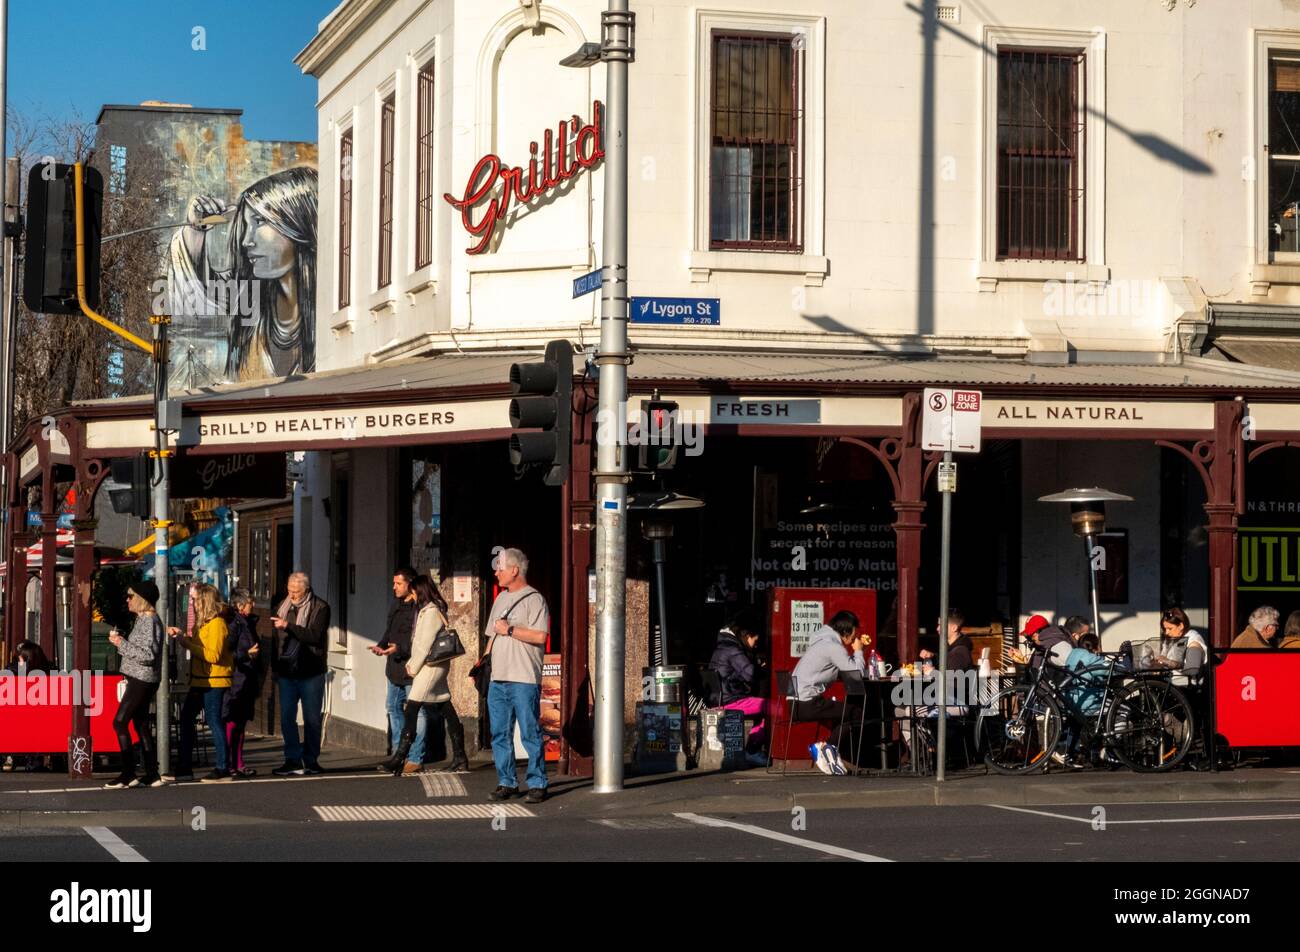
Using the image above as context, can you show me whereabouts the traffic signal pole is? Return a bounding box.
[74,162,172,774]
[592,0,633,794]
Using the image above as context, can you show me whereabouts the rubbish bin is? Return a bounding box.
[642,665,684,704]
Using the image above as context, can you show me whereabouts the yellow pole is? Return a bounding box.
[73,161,151,354]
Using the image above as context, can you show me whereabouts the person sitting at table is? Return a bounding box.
[1232,606,1279,649]
[898,611,975,768]
[790,610,867,773]
[1279,610,1300,649]
[707,608,769,764]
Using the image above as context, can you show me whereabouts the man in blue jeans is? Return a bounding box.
[370,568,428,774]
[271,572,331,776]
[484,548,550,804]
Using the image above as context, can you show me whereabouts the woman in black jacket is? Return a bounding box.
[707,610,767,758]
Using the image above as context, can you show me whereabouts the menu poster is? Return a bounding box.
[541,655,562,762]
[790,600,824,657]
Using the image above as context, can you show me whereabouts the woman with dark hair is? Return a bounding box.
[1144,606,1208,688]
[3,642,54,773]
[707,609,768,763]
[170,166,318,381]
[1281,610,1300,649]
[381,576,469,775]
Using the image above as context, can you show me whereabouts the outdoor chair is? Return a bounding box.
[767,670,847,776]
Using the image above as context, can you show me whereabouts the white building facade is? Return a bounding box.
[288,0,1300,760]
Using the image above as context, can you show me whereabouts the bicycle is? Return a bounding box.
[976,652,1196,774]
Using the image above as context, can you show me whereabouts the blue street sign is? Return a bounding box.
[27,511,74,529]
[572,269,602,298]
[630,296,720,326]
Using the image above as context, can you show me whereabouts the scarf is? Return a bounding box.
[278,591,313,628]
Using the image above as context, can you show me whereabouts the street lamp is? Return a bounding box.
[1038,487,1132,638]
[561,1,635,794]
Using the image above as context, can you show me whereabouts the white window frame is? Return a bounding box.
[405,39,439,295]
[1252,31,1300,292]
[689,8,827,286]
[332,112,356,331]
[370,74,400,312]
[977,25,1108,290]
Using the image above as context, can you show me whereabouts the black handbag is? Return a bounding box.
[469,638,494,697]
[427,627,466,665]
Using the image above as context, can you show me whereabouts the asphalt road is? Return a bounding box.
[4,768,1300,863]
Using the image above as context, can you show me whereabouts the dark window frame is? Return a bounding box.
[415,59,436,270]
[1268,51,1300,258]
[995,47,1086,263]
[377,93,396,289]
[708,30,805,253]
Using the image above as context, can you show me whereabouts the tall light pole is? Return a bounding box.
[563,1,634,792]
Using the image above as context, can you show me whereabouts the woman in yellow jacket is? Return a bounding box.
[166,584,235,782]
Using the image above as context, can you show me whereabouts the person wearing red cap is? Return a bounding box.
[1018,614,1089,669]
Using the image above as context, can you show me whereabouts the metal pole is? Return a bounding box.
[937,451,953,783]
[593,0,633,794]
[1085,533,1101,639]
[652,537,668,667]
[152,317,172,775]
[0,0,10,591]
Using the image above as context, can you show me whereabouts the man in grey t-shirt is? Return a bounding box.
[484,548,550,803]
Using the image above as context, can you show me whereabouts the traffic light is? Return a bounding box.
[108,454,151,520]
[636,399,679,472]
[508,339,573,486]
[23,161,102,315]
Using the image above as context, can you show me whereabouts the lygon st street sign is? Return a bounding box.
[444,101,605,254]
[922,387,982,453]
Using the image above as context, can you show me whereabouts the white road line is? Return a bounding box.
[313,804,534,822]
[673,812,892,862]
[6,772,391,795]
[989,804,1300,825]
[82,826,148,862]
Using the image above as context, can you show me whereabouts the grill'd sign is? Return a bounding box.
[444,101,605,254]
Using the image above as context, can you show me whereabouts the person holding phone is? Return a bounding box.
[166,584,234,783]
[223,589,263,779]
[104,582,165,789]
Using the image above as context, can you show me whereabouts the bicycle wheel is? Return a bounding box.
[976,685,1061,775]
[1106,678,1195,772]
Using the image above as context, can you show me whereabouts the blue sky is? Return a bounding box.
[9,0,337,142]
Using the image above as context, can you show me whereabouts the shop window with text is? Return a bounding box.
[996,48,1086,262]
[377,93,396,288]
[1269,52,1300,257]
[709,31,804,252]
[338,128,353,309]
[415,59,435,270]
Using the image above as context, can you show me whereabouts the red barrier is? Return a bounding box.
[1213,651,1300,749]
[0,674,133,753]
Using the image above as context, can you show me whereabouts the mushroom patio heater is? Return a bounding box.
[1037,488,1133,639]
[630,492,705,666]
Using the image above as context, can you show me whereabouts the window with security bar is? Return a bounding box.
[1269,53,1300,256]
[709,31,804,252]
[415,60,435,270]
[996,48,1085,262]
[377,93,396,288]
[338,129,353,309]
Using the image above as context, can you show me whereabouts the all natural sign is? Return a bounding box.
[444,101,605,254]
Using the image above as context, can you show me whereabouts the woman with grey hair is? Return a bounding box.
[223,588,263,778]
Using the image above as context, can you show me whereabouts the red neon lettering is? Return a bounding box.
[444,102,605,254]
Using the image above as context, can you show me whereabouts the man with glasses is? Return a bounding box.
[1233,605,1280,649]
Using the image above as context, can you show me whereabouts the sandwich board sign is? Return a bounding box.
[922,388,982,454]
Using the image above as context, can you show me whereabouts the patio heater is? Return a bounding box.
[1037,488,1132,638]
[630,492,704,667]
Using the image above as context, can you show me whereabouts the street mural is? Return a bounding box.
[167,166,318,382]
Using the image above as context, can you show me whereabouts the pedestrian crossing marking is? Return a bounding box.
[312,804,534,822]
[417,774,468,798]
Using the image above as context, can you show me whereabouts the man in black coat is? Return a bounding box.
[369,568,427,774]
[271,572,331,776]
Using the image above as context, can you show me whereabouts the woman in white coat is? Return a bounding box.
[382,576,469,775]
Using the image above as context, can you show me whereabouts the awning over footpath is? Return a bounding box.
[18,350,1300,460]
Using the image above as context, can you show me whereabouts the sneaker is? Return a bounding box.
[230,768,257,779]
[1050,750,1068,766]
[2,756,13,772]
[488,785,518,801]
[524,787,547,804]
[301,763,324,776]
[103,773,134,790]
[132,774,166,788]
[160,772,194,783]
[810,741,830,774]
[201,769,233,783]
[820,744,847,776]
[401,762,423,777]
[272,762,305,777]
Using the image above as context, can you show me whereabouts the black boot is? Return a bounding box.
[441,718,470,773]
[383,735,414,776]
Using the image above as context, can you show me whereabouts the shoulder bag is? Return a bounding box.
[426,611,467,665]
[469,591,544,695]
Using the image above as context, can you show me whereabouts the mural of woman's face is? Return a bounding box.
[241,205,296,279]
